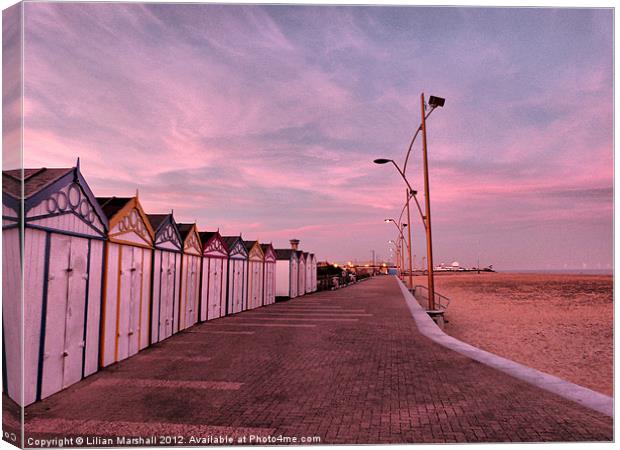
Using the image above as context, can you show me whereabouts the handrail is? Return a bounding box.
[412,284,451,311]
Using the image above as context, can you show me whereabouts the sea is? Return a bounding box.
[503,269,613,276]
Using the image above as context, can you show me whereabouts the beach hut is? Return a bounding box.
[244,241,265,310]
[97,195,154,368]
[305,252,313,294]
[147,213,182,343]
[275,249,298,299]
[309,253,318,292]
[297,251,307,297]
[222,236,248,315]
[261,243,277,306]
[177,223,202,331]
[2,165,108,406]
[198,231,229,321]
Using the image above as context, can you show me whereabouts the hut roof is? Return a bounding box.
[275,249,296,260]
[260,243,274,253]
[243,240,258,250]
[3,167,73,198]
[146,214,170,232]
[177,223,195,240]
[198,231,217,243]
[96,197,132,219]
[222,236,243,249]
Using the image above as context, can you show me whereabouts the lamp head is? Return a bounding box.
[373,158,392,165]
[384,218,393,223]
[428,96,445,108]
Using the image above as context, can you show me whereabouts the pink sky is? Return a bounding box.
[4,4,613,270]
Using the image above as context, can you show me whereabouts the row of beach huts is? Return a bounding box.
[2,164,317,406]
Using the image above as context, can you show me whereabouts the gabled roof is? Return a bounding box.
[3,167,73,199]
[3,165,109,231]
[96,196,155,243]
[199,230,229,257]
[177,223,196,241]
[222,235,243,250]
[146,214,169,232]
[275,249,297,260]
[222,235,248,258]
[96,197,133,219]
[243,240,258,250]
[198,231,218,244]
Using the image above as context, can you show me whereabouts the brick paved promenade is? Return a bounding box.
[4,276,613,445]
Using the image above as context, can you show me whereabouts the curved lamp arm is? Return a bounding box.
[402,106,437,175]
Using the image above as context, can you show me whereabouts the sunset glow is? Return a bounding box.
[6,4,613,269]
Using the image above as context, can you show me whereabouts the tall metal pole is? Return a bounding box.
[420,93,436,310]
[406,189,414,289]
[400,233,405,280]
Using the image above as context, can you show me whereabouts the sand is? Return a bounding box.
[411,272,613,396]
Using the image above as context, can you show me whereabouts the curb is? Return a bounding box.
[396,277,614,418]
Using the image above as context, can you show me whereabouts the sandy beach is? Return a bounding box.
[412,272,613,396]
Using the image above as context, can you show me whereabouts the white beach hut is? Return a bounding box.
[177,223,202,331]
[297,251,307,297]
[2,165,108,406]
[261,243,276,306]
[309,253,318,292]
[244,241,265,310]
[97,195,154,368]
[222,236,248,315]
[198,231,229,321]
[147,213,182,343]
[275,249,298,299]
[305,252,313,294]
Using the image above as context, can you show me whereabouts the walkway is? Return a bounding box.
[4,276,613,445]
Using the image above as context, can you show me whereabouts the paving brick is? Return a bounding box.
[3,277,612,445]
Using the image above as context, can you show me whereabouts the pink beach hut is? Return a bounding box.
[2,165,108,405]
[198,231,229,321]
[147,213,183,343]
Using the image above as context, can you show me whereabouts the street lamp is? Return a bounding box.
[374,92,445,311]
[419,93,444,310]
[384,217,413,288]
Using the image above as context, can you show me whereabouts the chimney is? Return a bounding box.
[290,239,300,250]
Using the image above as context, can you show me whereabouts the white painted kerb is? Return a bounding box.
[396,277,613,418]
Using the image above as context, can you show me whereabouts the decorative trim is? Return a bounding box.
[81,239,92,379]
[36,232,52,401]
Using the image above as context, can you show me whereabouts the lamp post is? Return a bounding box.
[384,217,412,289]
[373,92,445,311]
[420,93,444,310]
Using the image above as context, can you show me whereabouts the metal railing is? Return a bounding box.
[412,285,451,311]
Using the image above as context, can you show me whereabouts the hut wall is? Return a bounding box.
[263,261,276,305]
[201,256,228,321]
[297,256,306,297]
[311,256,318,292]
[7,174,108,406]
[227,258,248,314]
[247,259,264,310]
[151,249,181,343]
[179,252,201,330]
[305,257,312,294]
[3,227,24,404]
[100,241,152,367]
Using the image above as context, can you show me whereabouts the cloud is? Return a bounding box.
[18,4,612,267]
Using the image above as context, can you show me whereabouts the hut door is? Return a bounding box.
[235,260,244,313]
[208,259,221,319]
[160,251,176,339]
[252,262,261,309]
[188,256,199,326]
[41,235,88,398]
[128,247,144,357]
[117,246,142,361]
